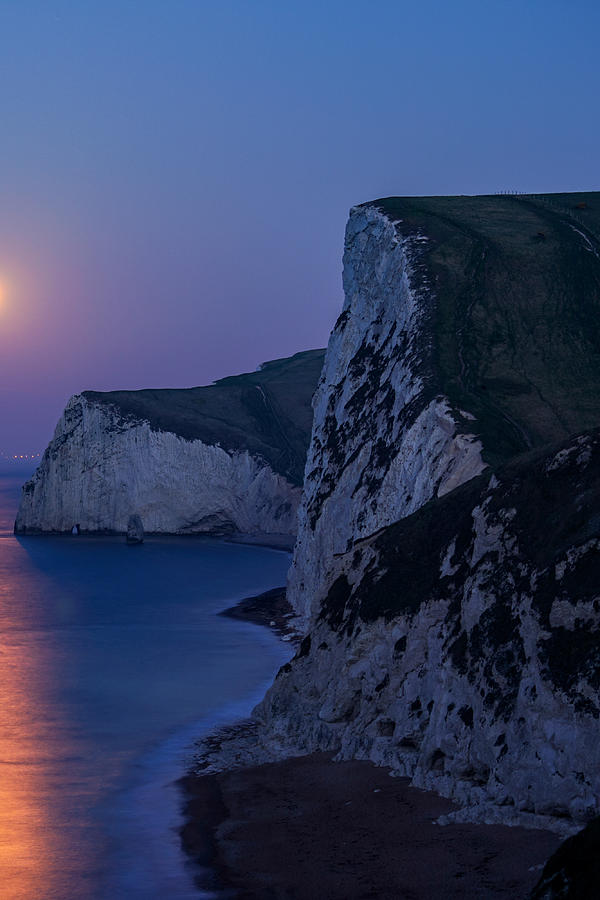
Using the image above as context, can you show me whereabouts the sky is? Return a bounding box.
[1,0,599,455]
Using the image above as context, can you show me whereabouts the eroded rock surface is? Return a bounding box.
[126,514,144,544]
[288,206,486,624]
[259,431,600,832]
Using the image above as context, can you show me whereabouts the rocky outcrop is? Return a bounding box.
[253,195,600,833]
[260,431,600,832]
[15,349,324,536]
[126,514,144,544]
[288,197,600,626]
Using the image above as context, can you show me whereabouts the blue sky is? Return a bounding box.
[1,0,598,450]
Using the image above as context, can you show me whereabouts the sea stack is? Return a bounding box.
[126,514,144,545]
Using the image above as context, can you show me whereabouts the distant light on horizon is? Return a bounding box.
[0,451,41,461]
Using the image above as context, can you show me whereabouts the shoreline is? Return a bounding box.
[179,591,561,898]
[224,532,296,552]
[180,746,561,899]
[12,528,296,553]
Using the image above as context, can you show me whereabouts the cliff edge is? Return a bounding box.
[255,193,600,832]
[15,349,325,536]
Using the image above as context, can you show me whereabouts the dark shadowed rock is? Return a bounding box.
[219,587,297,638]
[126,514,144,545]
[531,817,600,899]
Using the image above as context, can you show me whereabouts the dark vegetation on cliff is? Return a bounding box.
[372,192,600,467]
[84,349,325,486]
[319,429,600,723]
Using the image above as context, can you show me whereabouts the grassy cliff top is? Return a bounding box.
[83,349,325,486]
[371,192,600,465]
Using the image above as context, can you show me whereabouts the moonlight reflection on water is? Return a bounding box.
[0,475,290,899]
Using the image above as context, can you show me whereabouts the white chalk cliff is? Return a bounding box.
[21,194,600,836]
[16,396,299,535]
[15,349,325,537]
[247,199,600,835]
[287,206,486,624]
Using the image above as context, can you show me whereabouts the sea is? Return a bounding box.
[0,472,292,899]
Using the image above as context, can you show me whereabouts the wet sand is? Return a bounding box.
[180,752,560,899]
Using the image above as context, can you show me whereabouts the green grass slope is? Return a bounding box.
[373,192,600,465]
[83,349,325,486]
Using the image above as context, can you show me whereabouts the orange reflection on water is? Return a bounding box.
[0,536,104,900]
[0,634,64,900]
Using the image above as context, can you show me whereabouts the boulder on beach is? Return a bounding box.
[126,514,144,545]
[530,817,600,899]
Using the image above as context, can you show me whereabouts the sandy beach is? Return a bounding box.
[180,751,560,899]
[180,589,562,898]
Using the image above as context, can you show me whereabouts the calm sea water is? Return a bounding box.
[0,473,291,899]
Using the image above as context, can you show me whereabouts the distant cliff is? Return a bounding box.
[254,193,600,832]
[15,349,325,536]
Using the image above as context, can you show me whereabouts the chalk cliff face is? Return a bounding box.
[16,396,299,534]
[261,431,600,831]
[255,194,600,832]
[15,349,324,536]
[288,206,486,623]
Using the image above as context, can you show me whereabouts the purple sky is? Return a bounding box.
[1,1,599,455]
